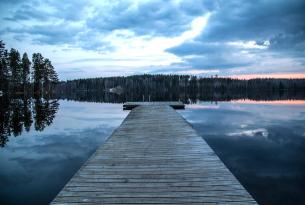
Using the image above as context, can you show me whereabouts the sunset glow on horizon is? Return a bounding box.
[232,99,305,105]
[229,73,305,80]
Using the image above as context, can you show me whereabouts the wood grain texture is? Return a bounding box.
[51,104,257,205]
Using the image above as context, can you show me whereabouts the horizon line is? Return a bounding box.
[227,73,305,80]
[61,72,305,81]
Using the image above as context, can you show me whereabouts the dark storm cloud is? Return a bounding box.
[198,0,305,43]
[3,4,49,21]
[0,0,213,50]
[0,0,30,4]
[2,0,305,52]
[3,23,82,45]
[167,40,254,69]
[1,0,87,21]
[167,41,232,56]
[45,0,88,21]
[269,32,305,58]
[180,0,216,16]
[166,0,305,71]
[182,56,251,69]
[29,25,80,45]
[3,25,112,51]
[0,0,89,47]
[86,0,212,37]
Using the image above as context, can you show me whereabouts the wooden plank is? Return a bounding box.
[51,103,257,204]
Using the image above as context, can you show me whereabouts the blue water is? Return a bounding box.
[1,100,305,205]
[180,101,305,205]
[0,100,128,205]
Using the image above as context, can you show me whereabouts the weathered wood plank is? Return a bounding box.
[51,103,257,204]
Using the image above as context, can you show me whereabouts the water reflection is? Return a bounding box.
[0,97,59,147]
[180,102,305,205]
[3,90,305,148]
[1,95,305,205]
[0,101,127,205]
[56,89,305,103]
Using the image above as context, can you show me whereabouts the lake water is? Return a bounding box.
[1,99,305,205]
[180,100,305,205]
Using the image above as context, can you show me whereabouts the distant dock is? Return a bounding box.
[123,101,185,110]
[51,102,257,204]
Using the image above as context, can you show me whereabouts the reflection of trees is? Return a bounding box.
[0,96,59,147]
[56,88,305,104]
[23,97,32,132]
[34,98,59,131]
[0,97,11,147]
[11,99,23,136]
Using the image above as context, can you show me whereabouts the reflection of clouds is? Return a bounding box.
[0,101,127,205]
[240,124,248,128]
[40,100,128,134]
[227,128,269,138]
[224,102,305,121]
[0,125,116,183]
[0,126,118,205]
[182,101,305,205]
[8,125,112,153]
[180,104,253,129]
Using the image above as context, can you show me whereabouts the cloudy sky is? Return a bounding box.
[1,0,305,80]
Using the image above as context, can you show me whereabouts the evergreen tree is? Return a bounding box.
[0,41,10,93]
[9,48,22,91]
[47,59,59,92]
[1,40,59,95]
[32,53,44,93]
[49,62,59,83]
[43,58,52,91]
[21,53,31,91]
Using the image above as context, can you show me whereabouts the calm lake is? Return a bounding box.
[1,99,305,205]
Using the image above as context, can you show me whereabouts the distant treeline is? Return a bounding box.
[0,40,59,95]
[55,74,305,102]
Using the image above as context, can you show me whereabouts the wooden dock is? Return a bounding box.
[123,101,185,110]
[51,102,257,204]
